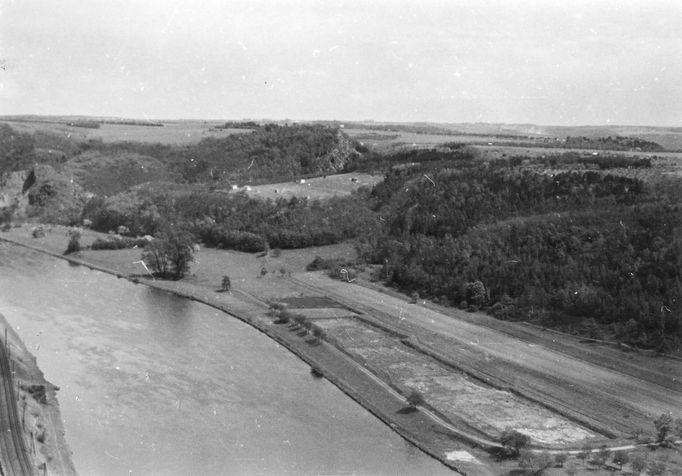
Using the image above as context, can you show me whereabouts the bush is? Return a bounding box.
[589,446,610,467]
[648,461,667,476]
[630,453,647,476]
[274,311,291,324]
[612,450,629,470]
[307,256,329,271]
[654,413,673,443]
[519,450,552,475]
[209,228,265,253]
[65,228,81,254]
[312,325,326,344]
[499,428,530,456]
[406,390,425,408]
[91,237,150,250]
[554,453,567,468]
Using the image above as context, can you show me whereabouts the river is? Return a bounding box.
[0,244,453,476]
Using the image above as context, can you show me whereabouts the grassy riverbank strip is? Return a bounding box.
[0,228,498,476]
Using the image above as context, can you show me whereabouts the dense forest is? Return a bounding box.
[356,151,681,350]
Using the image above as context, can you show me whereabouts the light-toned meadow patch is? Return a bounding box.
[445,450,481,464]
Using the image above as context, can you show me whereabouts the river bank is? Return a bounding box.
[4,224,680,476]
[0,225,494,475]
[0,308,76,476]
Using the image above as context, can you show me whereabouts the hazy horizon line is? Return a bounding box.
[1,113,679,130]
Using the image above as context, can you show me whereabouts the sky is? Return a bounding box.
[1,0,681,126]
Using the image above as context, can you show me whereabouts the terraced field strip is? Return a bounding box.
[315,318,594,447]
[289,273,682,440]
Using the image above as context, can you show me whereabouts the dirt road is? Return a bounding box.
[291,272,682,438]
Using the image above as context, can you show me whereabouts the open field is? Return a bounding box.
[1,119,250,144]
[230,172,384,200]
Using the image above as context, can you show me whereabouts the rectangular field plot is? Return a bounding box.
[279,296,347,309]
[291,308,358,319]
[319,319,594,446]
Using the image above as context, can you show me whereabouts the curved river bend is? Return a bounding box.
[0,244,452,475]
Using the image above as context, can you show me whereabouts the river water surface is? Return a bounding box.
[0,244,452,475]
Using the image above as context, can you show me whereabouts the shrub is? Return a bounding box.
[589,446,610,467]
[554,453,567,467]
[654,413,673,443]
[630,453,647,476]
[612,450,629,470]
[499,428,530,456]
[312,325,326,344]
[406,390,425,408]
[519,450,552,475]
[291,314,307,328]
[91,237,150,250]
[274,311,291,324]
[576,445,591,463]
[307,256,329,271]
[674,417,682,438]
[648,461,667,476]
[65,228,81,254]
